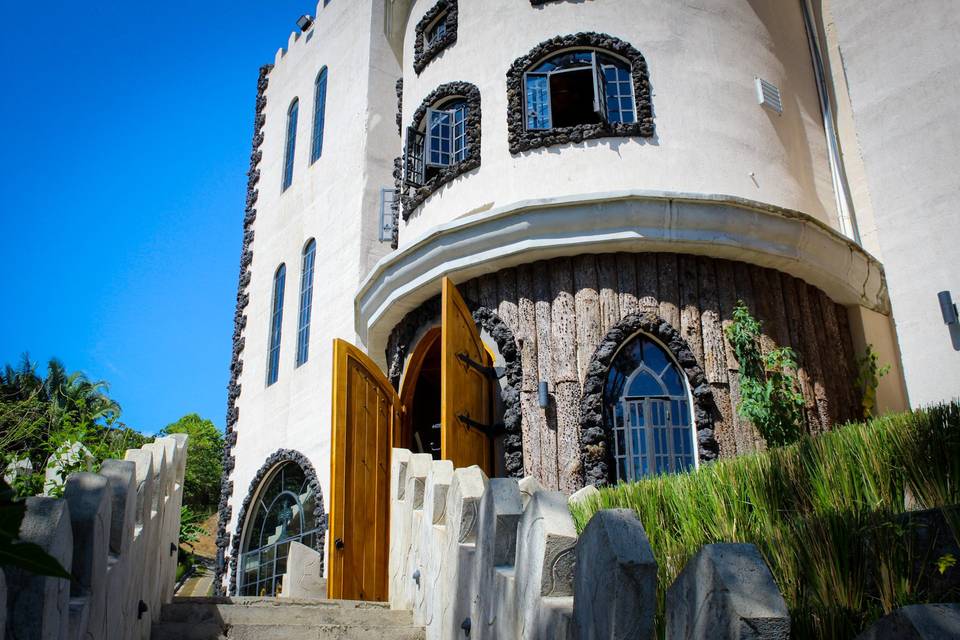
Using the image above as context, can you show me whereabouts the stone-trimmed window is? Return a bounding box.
[507,32,654,154]
[401,82,481,218]
[581,312,718,487]
[414,0,458,75]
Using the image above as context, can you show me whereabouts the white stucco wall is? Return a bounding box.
[398,0,840,246]
[827,0,960,406]
[225,0,399,583]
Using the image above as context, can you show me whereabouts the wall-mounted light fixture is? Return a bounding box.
[296,14,314,31]
[938,291,960,351]
[538,381,550,409]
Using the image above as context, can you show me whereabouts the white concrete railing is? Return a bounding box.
[2,435,188,640]
[389,447,791,640]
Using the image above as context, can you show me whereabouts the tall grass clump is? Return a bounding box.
[569,402,960,638]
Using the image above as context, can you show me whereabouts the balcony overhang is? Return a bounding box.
[355,190,888,358]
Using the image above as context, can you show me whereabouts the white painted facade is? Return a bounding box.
[221,0,957,592]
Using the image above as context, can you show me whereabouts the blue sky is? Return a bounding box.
[0,2,313,433]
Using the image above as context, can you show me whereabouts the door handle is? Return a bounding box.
[335,537,345,550]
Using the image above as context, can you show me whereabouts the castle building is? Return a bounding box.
[215,0,959,599]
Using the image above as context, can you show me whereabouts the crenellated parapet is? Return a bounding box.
[1,435,188,640]
[389,447,792,639]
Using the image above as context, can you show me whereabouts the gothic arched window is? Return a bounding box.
[603,333,695,481]
[239,461,321,596]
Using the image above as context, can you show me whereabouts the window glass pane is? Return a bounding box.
[311,69,328,163]
[296,241,316,366]
[426,17,446,47]
[283,100,298,190]
[532,51,593,73]
[525,74,551,130]
[626,369,662,396]
[428,109,452,166]
[267,265,286,385]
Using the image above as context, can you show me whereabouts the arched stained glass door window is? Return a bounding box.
[604,334,695,481]
[239,462,321,596]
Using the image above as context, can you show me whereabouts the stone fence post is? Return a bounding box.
[2,434,188,640]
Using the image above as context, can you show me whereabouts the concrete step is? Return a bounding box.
[152,597,425,640]
[151,622,426,640]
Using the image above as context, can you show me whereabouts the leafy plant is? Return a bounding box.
[725,302,805,447]
[0,476,70,579]
[160,414,223,512]
[937,553,956,575]
[856,345,891,418]
[179,505,208,545]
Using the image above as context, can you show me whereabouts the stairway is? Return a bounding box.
[151,596,425,640]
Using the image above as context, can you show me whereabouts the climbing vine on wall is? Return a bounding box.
[855,345,891,418]
[725,302,805,447]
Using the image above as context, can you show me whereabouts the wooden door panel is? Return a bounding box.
[441,277,493,475]
[329,339,399,601]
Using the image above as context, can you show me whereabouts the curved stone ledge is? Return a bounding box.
[357,191,888,356]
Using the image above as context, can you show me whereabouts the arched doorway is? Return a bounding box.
[236,459,324,596]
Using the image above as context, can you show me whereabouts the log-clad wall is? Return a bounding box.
[402,252,859,493]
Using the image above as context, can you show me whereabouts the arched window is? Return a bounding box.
[266,264,286,386]
[507,33,653,154]
[603,333,695,481]
[310,69,328,163]
[525,50,635,130]
[406,96,470,187]
[295,240,316,367]
[282,99,299,191]
[238,461,321,596]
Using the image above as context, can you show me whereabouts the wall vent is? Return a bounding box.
[755,77,783,114]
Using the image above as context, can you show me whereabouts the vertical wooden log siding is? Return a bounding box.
[515,265,541,480]
[532,261,557,488]
[450,253,859,491]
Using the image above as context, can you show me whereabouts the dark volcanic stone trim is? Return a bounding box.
[395,77,404,135]
[214,63,272,596]
[384,296,525,478]
[471,306,524,478]
[506,32,654,154]
[391,156,402,249]
[579,312,720,486]
[401,82,481,219]
[228,449,327,595]
[413,0,458,75]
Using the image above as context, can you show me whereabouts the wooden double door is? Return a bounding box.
[327,278,493,601]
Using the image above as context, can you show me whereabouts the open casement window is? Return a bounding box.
[327,277,492,600]
[524,50,634,130]
[405,101,468,187]
[404,126,425,187]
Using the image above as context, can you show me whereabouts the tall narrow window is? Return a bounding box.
[267,264,286,386]
[282,99,299,191]
[310,69,328,163]
[295,240,316,367]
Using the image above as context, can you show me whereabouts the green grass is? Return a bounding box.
[570,402,960,638]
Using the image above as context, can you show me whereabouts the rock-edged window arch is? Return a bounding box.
[384,295,524,478]
[507,32,654,154]
[580,312,719,486]
[414,0,458,74]
[228,449,326,595]
[401,82,481,219]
